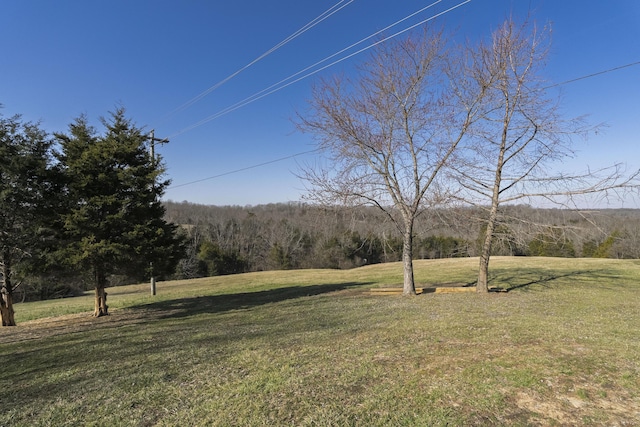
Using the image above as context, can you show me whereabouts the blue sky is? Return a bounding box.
[2,0,639,206]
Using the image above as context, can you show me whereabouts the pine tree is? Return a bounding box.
[0,112,55,326]
[56,109,184,317]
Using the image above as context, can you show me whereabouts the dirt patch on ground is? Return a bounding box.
[514,388,640,425]
[515,392,579,425]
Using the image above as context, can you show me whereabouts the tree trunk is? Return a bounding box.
[477,198,500,293]
[402,222,416,296]
[94,286,109,317]
[477,129,506,292]
[0,252,17,326]
[0,293,16,327]
[477,245,491,293]
[93,268,109,317]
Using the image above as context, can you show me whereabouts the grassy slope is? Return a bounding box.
[1,257,639,426]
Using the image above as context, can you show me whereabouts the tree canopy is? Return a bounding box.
[0,112,57,325]
[297,27,486,294]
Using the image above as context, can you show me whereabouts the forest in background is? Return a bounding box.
[13,199,640,303]
[163,201,640,279]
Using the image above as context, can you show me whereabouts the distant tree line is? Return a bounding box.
[164,201,640,280]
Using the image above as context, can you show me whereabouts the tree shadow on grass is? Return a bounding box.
[130,282,370,320]
[489,268,621,292]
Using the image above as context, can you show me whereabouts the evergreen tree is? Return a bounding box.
[0,111,56,326]
[528,228,576,258]
[56,109,184,317]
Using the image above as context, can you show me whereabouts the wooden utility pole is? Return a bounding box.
[148,130,168,296]
[150,262,156,296]
[149,129,169,165]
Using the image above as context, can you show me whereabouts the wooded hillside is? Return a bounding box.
[164,201,640,279]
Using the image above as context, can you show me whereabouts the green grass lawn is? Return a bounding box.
[1,257,639,426]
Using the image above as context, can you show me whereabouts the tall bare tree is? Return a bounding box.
[451,19,639,292]
[297,28,484,295]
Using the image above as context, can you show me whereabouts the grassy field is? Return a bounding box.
[1,257,639,426]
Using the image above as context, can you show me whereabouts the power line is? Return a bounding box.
[168,58,640,190]
[168,0,449,138]
[168,149,319,189]
[155,0,356,126]
[168,0,471,139]
[544,60,640,90]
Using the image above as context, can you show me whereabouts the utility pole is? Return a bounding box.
[149,129,169,166]
[148,130,169,296]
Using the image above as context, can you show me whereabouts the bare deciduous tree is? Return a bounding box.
[451,19,639,292]
[297,28,484,295]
